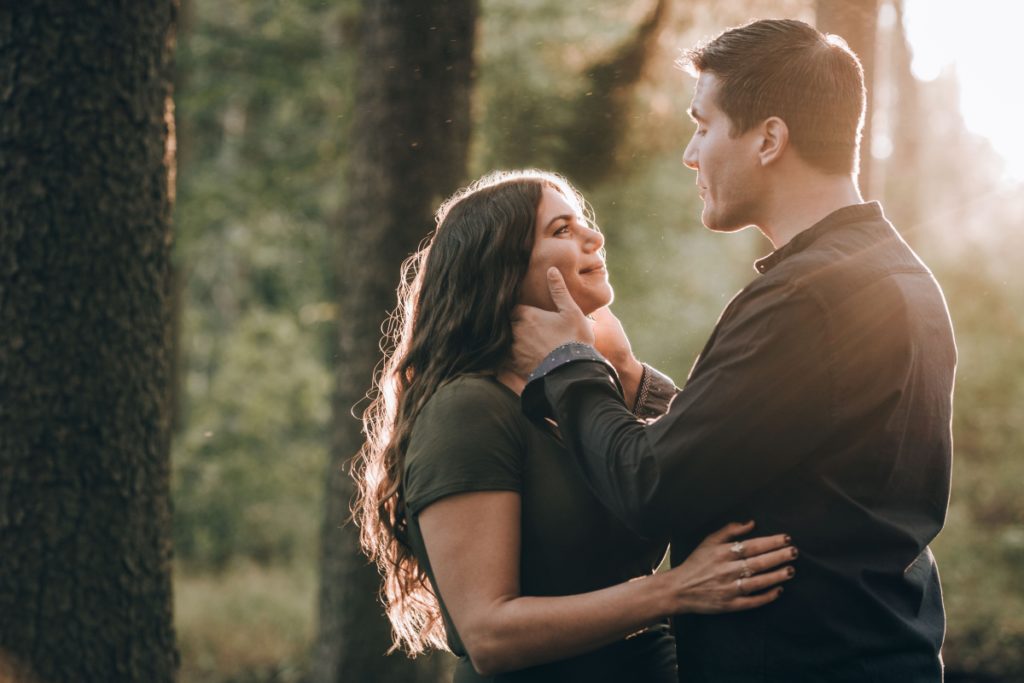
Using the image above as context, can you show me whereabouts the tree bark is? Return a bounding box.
[312,2,477,682]
[816,0,879,199]
[0,2,179,683]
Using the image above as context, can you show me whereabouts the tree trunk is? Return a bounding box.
[816,0,879,199]
[312,2,477,682]
[556,0,672,188]
[884,0,922,235]
[0,2,179,683]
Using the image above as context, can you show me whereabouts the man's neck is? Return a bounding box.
[756,172,863,250]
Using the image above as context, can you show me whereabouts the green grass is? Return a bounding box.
[175,560,316,683]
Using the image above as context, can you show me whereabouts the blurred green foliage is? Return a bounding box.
[172,0,356,570]
[929,238,1024,679]
[172,0,1023,680]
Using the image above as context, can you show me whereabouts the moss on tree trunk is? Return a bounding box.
[0,2,179,681]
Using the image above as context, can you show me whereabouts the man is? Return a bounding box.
[512,19,955,682]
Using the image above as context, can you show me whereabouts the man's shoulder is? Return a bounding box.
[722,216,947,341]
[775,217,934,303]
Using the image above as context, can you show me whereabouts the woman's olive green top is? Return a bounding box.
[403,374,676,682]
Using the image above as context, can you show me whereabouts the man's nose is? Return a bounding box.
[682,139,698,170]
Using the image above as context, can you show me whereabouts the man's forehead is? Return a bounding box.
[691,72,719,108]
[688,74,720,119]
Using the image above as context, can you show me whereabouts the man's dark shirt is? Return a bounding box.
[522,203,956,682]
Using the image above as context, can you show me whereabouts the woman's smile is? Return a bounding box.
[519,187,613,315]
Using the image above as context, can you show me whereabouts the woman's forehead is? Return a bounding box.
[537,186,579,218]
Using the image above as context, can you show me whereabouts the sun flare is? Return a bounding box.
[904,0,1024,181]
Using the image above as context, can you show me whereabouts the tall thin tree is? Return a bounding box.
[312,2,477,682]
[0,2,179,682]
[884,0,922,234]
[817,0,880,199]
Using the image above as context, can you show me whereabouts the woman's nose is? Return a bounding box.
[583,225,604,251]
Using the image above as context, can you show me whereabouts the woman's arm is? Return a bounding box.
[419,491,794,676]
[590,306,645,408]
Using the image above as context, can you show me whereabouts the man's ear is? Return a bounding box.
[758,116,788,166]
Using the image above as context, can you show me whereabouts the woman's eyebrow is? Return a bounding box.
[544,214,575,231]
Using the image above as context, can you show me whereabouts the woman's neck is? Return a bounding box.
[495,369,526,396]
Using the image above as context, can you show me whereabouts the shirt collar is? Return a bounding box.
[754,201,884,274]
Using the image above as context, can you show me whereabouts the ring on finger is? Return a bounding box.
[740,559,753,579]
[736,577,746,594]
[730,541,745,558]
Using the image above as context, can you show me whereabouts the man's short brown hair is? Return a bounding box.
[681,19,865,175]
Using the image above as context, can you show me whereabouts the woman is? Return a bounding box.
[352,170,796,681]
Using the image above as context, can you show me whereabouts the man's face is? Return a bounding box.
[682,72,765,232]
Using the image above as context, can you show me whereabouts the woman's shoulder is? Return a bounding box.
[432,372,514,401]
[417,373,518,423]
[405,374,526,512]
[410,373,526,448]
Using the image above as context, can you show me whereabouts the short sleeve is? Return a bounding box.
[403,376,526,516]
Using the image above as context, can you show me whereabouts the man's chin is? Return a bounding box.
[702,209,749,233]
[700,206,721,231]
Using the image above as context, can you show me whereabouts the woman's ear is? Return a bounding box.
[758,116,788,166]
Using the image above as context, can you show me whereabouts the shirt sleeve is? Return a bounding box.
[521,283,834,538]
[523,342,677,421]
[525,341,621,388]
[632,363,678,421]
[404,378,527,516]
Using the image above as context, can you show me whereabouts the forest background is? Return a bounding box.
[8,0,1019,681]
[173,0,1022,681]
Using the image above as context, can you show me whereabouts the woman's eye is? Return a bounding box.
[554,224,571,235]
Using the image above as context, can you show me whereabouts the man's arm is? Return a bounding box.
[632,363,678,420]
[519,282,833,538]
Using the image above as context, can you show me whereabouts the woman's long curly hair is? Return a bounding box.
[351,170,590,655]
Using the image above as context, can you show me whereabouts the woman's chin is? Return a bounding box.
[579,286,614,316]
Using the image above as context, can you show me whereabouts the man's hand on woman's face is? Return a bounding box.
[510,268,595,378]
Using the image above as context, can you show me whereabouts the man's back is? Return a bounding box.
[671,203,955,681]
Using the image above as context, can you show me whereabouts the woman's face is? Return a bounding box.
[518,186,612,315]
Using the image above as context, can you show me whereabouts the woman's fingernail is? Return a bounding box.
[787,566,796,577]
[791,547,799,558]
[784,535,792,545]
